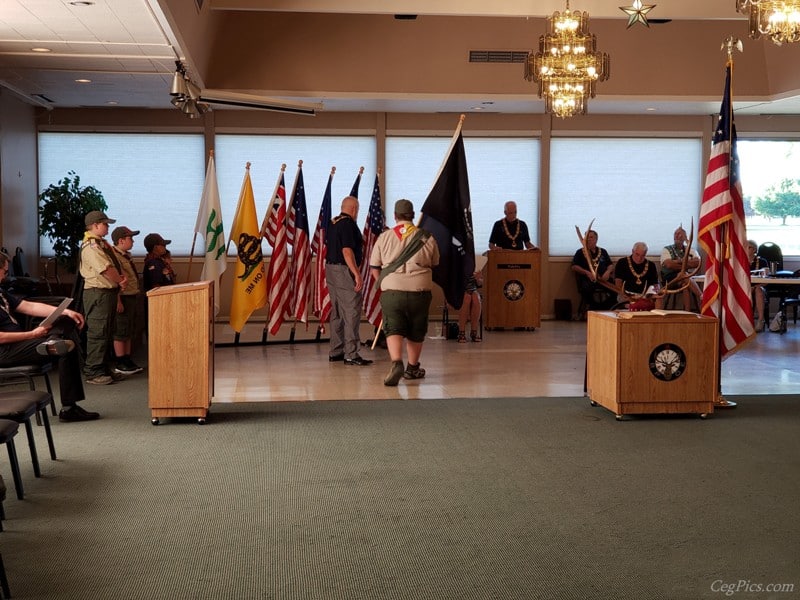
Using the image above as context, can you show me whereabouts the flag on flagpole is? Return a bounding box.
[193,152,227,314]
[262,166,291,336]
[228,163,268,333]
[350,166,363,198]
[312,167,335,325]
[287,162,312,324]
[360,173,385,327]
[419,117,475,310]
[699,63,754,359]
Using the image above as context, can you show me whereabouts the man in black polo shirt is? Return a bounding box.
[326,195,372,366]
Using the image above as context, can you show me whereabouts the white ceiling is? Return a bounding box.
[1,0,799,116]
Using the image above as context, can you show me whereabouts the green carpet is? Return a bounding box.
[2,386,799,600]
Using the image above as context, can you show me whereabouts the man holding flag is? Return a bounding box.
[326,196,372,366]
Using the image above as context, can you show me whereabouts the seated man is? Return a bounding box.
[660,225,702,311]
[571,229,616,314]
[0,252,98,422]
[615,242,661,309]
[456,271,482,343]
[746,239,768,332]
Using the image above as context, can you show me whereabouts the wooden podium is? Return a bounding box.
[147,280,214,425]
[484,249,541,329]
[586,311,718,419]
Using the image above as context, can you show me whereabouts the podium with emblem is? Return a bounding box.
[586,311,718,419]
[484,249,541,329]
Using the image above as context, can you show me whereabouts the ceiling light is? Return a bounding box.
[524,1,610,118]
[736,0,800,45]
[69,2,95,6]
[31,47,51,53]
[75,79,92,83]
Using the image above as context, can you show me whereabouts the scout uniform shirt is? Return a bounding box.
[80,233,121,289]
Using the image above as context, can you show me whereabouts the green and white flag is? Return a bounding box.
[194,152,227,314]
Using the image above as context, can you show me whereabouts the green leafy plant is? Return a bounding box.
[38,171,108,272]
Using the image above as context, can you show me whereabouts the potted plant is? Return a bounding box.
[38,171,108,273]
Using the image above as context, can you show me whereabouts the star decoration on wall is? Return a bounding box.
[619,0,656,28]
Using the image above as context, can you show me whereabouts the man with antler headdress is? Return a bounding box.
[660,225,701,311]
[571,229,616,313]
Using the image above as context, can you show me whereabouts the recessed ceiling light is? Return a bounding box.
[31,47,51,53]
[646,107,657,112]
[106,101,119,105]
[75,78,92,83]
[471,106,484,110]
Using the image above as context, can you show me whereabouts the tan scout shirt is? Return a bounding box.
[370,221,440,292]
[80,234,118,290]
[113,246,141,296]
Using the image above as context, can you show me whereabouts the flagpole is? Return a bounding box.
[228,162,251,347]
[715,37,743,410]
[188,149,214,281]
[261,164,287,344]
[287,160,303,344]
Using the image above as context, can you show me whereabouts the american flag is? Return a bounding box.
[699,63,754,359]
[287,163,312,324]
[360,174,385,327]
[263,169,291,336]
[312,168,334,325]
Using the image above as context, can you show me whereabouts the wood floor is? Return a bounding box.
[211,312,800,403]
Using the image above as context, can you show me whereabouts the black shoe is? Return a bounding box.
[36,339,75,357]
[114,360,143,375]
[59,405,100,422]
[344,355,373,366]
[329,354,345,362]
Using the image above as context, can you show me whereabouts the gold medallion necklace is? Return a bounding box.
[502,219,521,248]
[627,255,649,285]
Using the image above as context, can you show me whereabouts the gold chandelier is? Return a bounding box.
[736,0,800,45]
[524,1,610,118]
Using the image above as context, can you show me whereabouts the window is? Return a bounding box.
[549,137,703,258]
[739,140,800,257]
[215,135,376,255]
[38,132,205,255]
[385,137,540,252]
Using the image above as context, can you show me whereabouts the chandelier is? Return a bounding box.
[524,1,610,118]
[736,0,800,45]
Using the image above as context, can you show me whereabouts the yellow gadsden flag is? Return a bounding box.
[228,163,267,333]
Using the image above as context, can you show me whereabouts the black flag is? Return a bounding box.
[419,128,475,310]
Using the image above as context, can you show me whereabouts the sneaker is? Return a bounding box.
[109,372,126,382]
[384,361,405,386]
[114,360,143,375]
[59,405,100,422]
[36,339,75,357]
[86,374,113,385]
[403,363,426,380]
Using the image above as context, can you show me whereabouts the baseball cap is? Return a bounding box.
[85,210,116,227]
[143,233,171,253]
[394,199,414,216]
[111,226,140,244]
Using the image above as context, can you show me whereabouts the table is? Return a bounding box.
[586,311,718,419]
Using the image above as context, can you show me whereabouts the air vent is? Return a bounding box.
[32,93,54,103]
[469,51,529,64]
